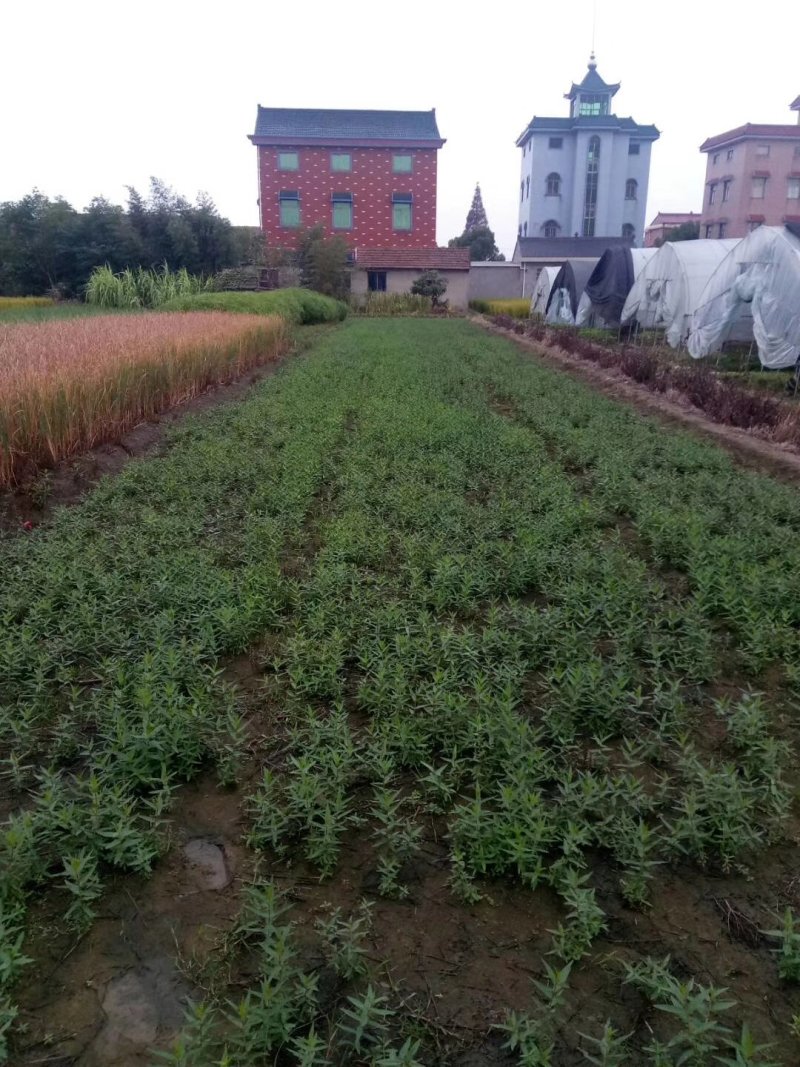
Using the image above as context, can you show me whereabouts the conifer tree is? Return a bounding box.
[448,183,504,261]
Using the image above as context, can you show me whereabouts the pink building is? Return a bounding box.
[644,212,700,246]
[699,99,800,238]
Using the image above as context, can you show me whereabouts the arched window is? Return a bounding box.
[545,173,561,196]
[542,220,560,239]
[625,178,638,200]
[582,137,601,237]
[523,221,528,236]
[622,223,635,243]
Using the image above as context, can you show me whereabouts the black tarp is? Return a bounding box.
[545,258,599,319]
[581,246,635,325]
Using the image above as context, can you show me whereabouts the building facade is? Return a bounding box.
[644,212,701,247]
[351,248,470,307]
[516,57,659,247]
[249,107,445,250]
[699,101,800,238]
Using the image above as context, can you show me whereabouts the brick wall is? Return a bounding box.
[258,145,438,250]
[700,134,800,238]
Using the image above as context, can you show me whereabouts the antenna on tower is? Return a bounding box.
[591,0,597,57]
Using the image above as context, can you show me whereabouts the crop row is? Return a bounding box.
[3,319,800,1062]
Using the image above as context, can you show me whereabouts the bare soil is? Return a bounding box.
[16,757,800,1064]
[11,319,800,1064]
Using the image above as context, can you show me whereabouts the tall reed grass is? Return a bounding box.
[0,312,288,486]
[85,264,210,309]
[0,297,55,311]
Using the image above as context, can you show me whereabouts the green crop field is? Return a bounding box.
[3,318,800,1065]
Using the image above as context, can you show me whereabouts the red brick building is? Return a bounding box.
[644,212,701,247]
[249,107,445,251]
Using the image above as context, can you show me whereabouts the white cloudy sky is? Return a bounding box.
[3,0,798,259]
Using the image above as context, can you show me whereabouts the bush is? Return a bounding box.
[470,298,530,319]
[350,293,432,316]
[411,270,447,307]
[160,288,348,324]
[211,267,261,291]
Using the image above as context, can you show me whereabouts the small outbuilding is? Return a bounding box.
[351,248,471,308]
[688,225,800,368]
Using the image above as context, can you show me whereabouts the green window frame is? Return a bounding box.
[279,191,300,228]
[332,192,353,230]
[331,153,352,172]
[278,152,299,171]
[392,154,413,173]
[392,193,412,231]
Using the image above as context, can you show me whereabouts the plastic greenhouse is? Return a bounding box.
[621,238,741,347]
[530,266,560,317]
[688,225,800,368]
[545,259,599,325]
[575,247,657,327]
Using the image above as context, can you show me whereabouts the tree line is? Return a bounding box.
[0,179,260,297]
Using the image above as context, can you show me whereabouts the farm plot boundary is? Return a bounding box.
[4,319,800,1065]
[476,315,800,487]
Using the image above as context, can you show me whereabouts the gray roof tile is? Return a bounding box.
[514,236,633,261]
[252,107,443,143]
[517,115,659,145]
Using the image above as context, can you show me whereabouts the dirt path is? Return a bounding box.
[475,317,800,487]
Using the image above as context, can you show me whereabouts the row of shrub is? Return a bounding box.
[469,298,530,318]
[161,288,348,324]
[490,314,800,444]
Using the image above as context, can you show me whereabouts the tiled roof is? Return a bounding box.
[647,212,700,227]
[514,236,632,261]
[354,248,470,271]
[700,124,800,151]
[517,115,659,145]
[252,107,443,144]
[565,62,621,100]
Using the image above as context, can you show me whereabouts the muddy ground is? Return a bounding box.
[9,319,800,1064]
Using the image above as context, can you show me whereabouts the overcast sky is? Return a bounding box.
[3,0,798,259]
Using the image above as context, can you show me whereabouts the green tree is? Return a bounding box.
[296,225,349,299]
[658,221,700,245]
[449,225,504,262]
[411,270,447,306]
[448,183,504,261]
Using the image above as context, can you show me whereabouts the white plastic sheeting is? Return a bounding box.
[575,247,658,327]
[621,239,741,347]
[688,226,800,368]
[530,266,560,317]
[545,259,598,325]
